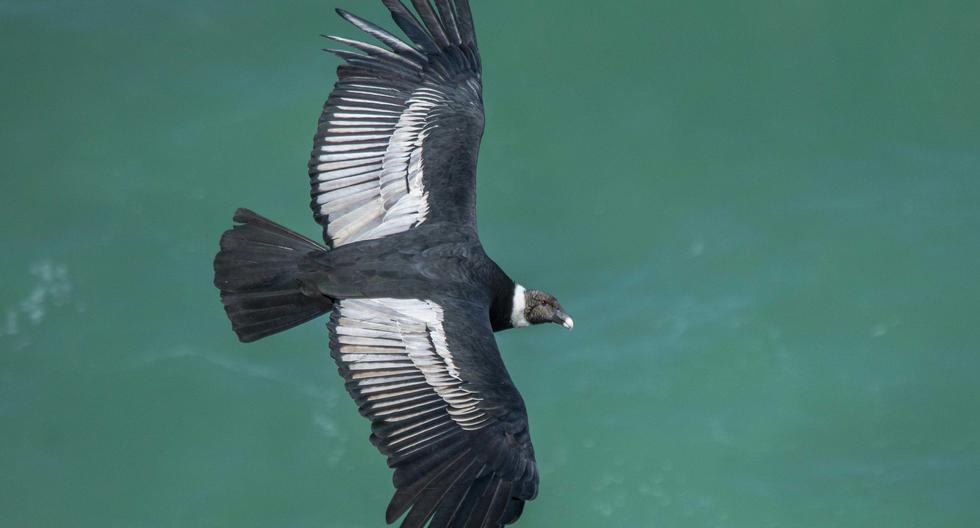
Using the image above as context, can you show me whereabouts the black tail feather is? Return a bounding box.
[213,209,333,342]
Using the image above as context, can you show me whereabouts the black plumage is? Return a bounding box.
[213,2,571,526]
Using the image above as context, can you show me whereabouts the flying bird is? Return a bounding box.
[213,1,572,526]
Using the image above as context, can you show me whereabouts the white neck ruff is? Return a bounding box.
[511,284,529,328]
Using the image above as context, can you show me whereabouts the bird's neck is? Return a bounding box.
[490,282,528,331]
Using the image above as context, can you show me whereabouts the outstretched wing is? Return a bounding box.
[329,297,538,528]
[310,0,484,248]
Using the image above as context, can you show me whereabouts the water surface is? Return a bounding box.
[2,1,979,526]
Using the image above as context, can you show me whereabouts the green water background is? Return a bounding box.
[2,1,979,526]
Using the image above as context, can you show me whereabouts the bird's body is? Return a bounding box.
[304,223,512,314]
[213,1,571,526]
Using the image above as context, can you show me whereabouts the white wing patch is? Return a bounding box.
[334,298,488,436]
[313,86,448,247]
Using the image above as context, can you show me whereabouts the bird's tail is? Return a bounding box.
[213,208,334,343]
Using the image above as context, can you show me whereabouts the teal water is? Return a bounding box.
[2,1,979,526]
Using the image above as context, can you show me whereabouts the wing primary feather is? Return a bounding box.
[434,0,462,45]
[410,0,451,48]
[328,49,419,78]
[390,435,468,484]
[326,35,424,70]
[386,451,463,523]
[453,0,477,50]
[499,498,525,526]
[468,479,511,528]
[335,8,427,61]
[381,0,440,54]
[428,467,489,528]
[427,474,477,528]
[400,458,479,528]
[442,470,492,528]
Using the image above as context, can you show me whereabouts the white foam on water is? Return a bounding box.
[2,260,72,338]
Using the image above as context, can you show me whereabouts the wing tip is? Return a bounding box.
[384,502,401,525]
[337,0,477,44]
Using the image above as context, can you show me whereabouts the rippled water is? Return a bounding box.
[2,1,979,526]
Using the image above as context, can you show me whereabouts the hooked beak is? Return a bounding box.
[552,310,574,331]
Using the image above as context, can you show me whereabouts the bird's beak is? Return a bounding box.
[553,310,574,331]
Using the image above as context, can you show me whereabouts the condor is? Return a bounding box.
[213,1,572,526]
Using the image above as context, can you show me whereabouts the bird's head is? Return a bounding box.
[512,285,573,330]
